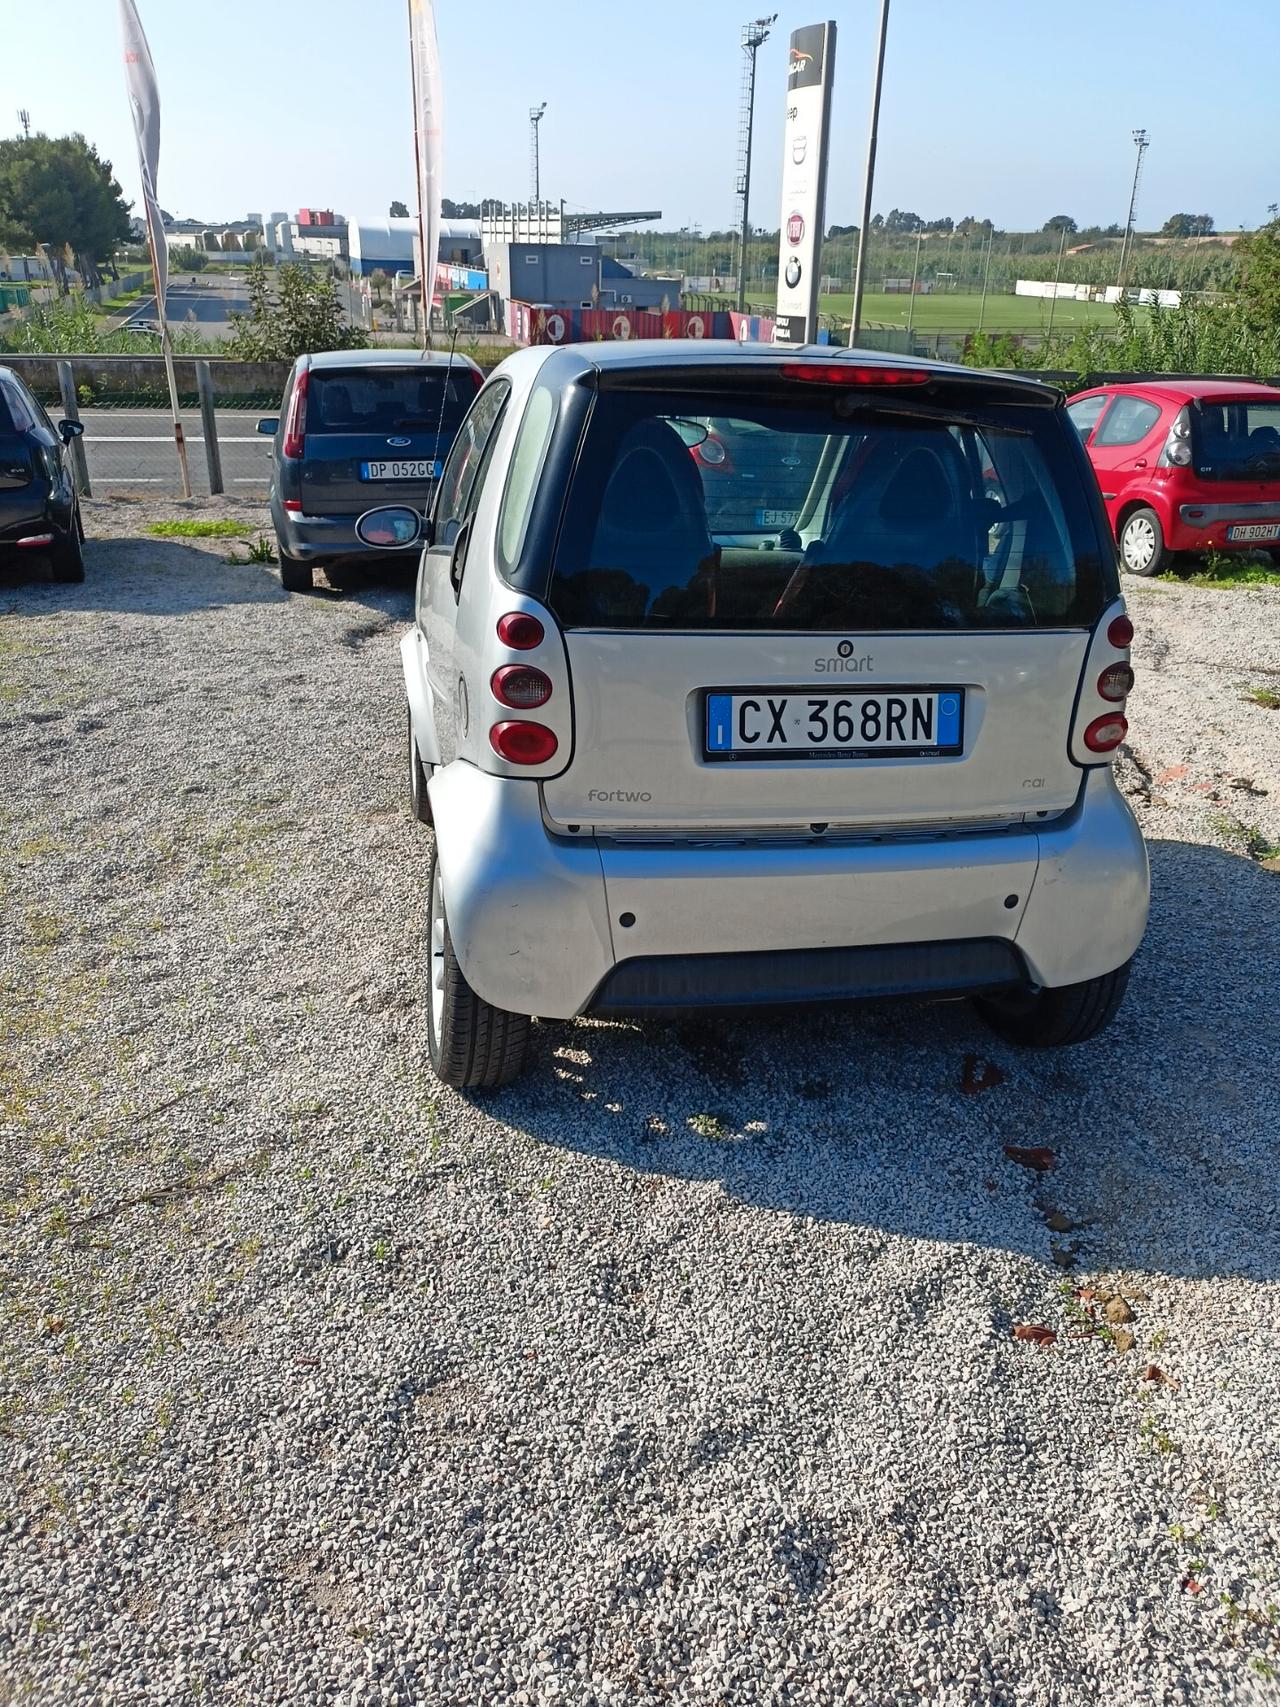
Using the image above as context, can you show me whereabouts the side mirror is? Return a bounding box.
[58,419,85,443]
[354,506,425,550]
[256,418,279,436]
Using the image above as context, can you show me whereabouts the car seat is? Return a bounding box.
[584,419,718,623]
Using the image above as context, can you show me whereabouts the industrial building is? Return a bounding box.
[348,218,482,278]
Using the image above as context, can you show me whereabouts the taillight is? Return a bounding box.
[496,612,544,649]
[283,369,309,460]
[490,721,558,764]
[782,363,931,386]
[1083,714,1128,753]
[1158,405,1193,468]
[471,368,484,390]
[1107,615,1134,648]
[1097,664,1134,702]
[491,665,551,709]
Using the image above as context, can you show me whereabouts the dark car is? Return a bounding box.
[258,349,483,592]
[0,365,86,583]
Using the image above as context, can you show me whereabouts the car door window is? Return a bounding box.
[1094,397,1162,448]
[1066,396,1109,441]
[434,380,510,549]
[3,383,35,432]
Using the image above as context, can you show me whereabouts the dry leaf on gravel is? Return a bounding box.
[1013,1324,1058,1346]
[1003,1145,1057,1172]
[961,1055,1006,1095]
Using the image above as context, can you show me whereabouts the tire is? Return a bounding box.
[408,706,433,825]
[427,844,530,1089]
[279,552,313,593]
[1118,506,1168,577]
[975,959,1132,1049]
[50,518,85,583]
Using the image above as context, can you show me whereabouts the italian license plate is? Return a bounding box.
[1226,522,1280,542]
[705,688,964,761]
[360,459,440,481]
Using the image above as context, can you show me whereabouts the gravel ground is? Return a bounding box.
[2,496,1279,1707]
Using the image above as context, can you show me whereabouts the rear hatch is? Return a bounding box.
[0,430,46,539]
[300,365,475,516]
[537,363,1116,833]
[1187,394,1280,531]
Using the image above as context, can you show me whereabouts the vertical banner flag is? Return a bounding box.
[118,0,190,496]
[408,0,443,340]
[118,0,167,308]
[773,22,837,345]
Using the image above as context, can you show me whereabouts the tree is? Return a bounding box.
[1235,215,1280,332]
[389,200,410,219]
[1160,212,1216,238]
[0,133,131,287]
[228,260,368,361]
[883,208,923,233]
[1043,214,1078,234]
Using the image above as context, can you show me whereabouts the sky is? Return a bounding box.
[2,0,1277,236]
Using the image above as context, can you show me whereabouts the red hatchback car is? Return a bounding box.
[1067,379,1280,575]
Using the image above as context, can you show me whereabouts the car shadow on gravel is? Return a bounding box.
[481,837,1280,1283]
[0,539,417,620]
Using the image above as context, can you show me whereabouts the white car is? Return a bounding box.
[358,342,1149,1088]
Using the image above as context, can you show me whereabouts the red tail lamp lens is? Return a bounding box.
[1083,713,1128,753]
[497,612,544,649]
[491,665,551,709]
[781,363,931,386]
[490,721,558,765]
[1097,664,1134,702]
[1107,615,1134,648]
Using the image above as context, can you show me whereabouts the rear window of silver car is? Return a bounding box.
[548,390,1113,631]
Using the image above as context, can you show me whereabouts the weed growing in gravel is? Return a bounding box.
[1159,556,1280,589]
[226,535,278,566]
[688,1112,734,1140]
[147,520,249,539]
[1241,685,1280,711]
[1206,810,1280,863]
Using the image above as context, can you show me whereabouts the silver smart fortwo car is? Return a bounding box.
[357,342,1149,1089]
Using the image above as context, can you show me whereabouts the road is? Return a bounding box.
[79,406,272,495]
[119,273,252,342]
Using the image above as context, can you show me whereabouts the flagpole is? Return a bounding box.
[147,225,192,498]
[407,0,430,351]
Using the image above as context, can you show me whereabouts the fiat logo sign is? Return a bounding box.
[787,212,805,247]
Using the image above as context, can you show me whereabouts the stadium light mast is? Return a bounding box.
[1117,127,1150,290]
[734,14,776,314]
[850,0,892,344]
[530,103,547,210]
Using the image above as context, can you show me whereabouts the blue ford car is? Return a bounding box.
[258,349,482,592]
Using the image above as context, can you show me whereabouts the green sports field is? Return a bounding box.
[743,289,1125,335]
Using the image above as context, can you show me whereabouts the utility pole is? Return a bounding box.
[530,103,546,211]
[976,229,994,332]
[17,109,31,139]
[1117,128,1149,290]
[850,0,892,344]
[734,15,776,314]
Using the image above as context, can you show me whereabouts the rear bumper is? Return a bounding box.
[427,764,1150,1021]
[272,502,418,565]
[1169,500,1280,551]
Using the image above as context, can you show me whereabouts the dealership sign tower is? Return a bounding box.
[773,21,836,345]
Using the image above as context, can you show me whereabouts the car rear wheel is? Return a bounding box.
[974,959,1132,1048]
[408,706,433,825]
[51,518,85,584]
[427,845,530,1089]
[279,552,313,593]
[1118,507,1168,577]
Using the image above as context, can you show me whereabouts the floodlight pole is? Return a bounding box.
[906,228,922,335]
[1045,221,1068,339]
[735,16,775,314]
[1117,128,1149,291]
[530,102,546,209]
[850,0,891,345]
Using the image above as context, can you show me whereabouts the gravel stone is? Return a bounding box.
[1,505,1279,1705]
